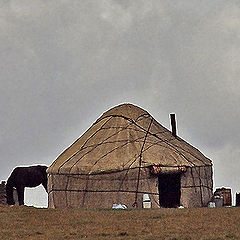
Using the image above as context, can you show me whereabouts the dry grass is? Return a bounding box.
[0,206,240,240]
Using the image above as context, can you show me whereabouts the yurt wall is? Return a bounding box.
[48,165,213,208]
[180,166,213,208]
[48,167,160,209]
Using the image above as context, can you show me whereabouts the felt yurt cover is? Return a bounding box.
[47,103,213,208]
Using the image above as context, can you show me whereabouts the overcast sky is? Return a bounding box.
[1,0,239,207]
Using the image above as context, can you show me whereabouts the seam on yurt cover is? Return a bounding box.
[81,125,167,150]
[169,142,211,165]
[66,117,139,174]
[121,129,155,170]
[121,137,180,169]
[68,116,147,174]
[64,118,139,174]
[62,111,209,174]
[88,135,146,174]
[80,138,142,149]
[95,113,150,125]
[140,140,181,165]
[51,117,112,172]
[57,116,113,173]
[135,113,151,123]
[99,114,200,168]
[119,115,210,166]
[105,115,199,167]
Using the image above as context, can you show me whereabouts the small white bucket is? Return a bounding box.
[143,194,151,209]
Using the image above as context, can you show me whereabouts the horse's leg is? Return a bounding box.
[6,182,15,205]
[16,185,25,206]
[42,180,48,192]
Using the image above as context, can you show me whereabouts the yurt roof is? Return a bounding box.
[48,103,212,175]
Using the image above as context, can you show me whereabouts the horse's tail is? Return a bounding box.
[6,179,15,205]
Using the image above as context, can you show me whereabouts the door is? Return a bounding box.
[158,173,181,208]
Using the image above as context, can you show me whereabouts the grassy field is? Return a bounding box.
[0,206,240,240]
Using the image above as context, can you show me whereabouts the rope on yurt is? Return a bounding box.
[51,175,56,208]
[197,167,204,206]
[145,168,161,207]
[133,117,153,208]
[188,166,209,206]
[202,165,211,200]
[62,112,209,175]
[89,135,146,173]
[50,188,160,195]
[168,143,209,166]
[117,168,132,202]
[67,119,138,174]
[65,175,70,206]
[66,113,150,175]
[57,117,114,173]
[206,166,213,198]
[49,184,212,194]
[61,113,142,172]
[123,118,197,167]
[180,185,212,190]
[190,168,197,193]
[82,114,148,175]
[121,135,179,169]
[82,174,90,207]
[210,167,214,196]
[122,115,210,167]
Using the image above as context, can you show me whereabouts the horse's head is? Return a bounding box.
[37,165,48,171]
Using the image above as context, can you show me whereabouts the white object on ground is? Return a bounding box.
[112,203,127,209]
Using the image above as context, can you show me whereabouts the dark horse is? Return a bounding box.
[6,165,48,205]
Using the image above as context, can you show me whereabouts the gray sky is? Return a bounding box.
[1,0,239,207]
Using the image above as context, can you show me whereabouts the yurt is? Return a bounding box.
[47,103,213,208]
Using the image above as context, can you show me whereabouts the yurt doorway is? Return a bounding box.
[158,173,181,208]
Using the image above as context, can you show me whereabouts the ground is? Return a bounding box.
[0,206,240,240]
